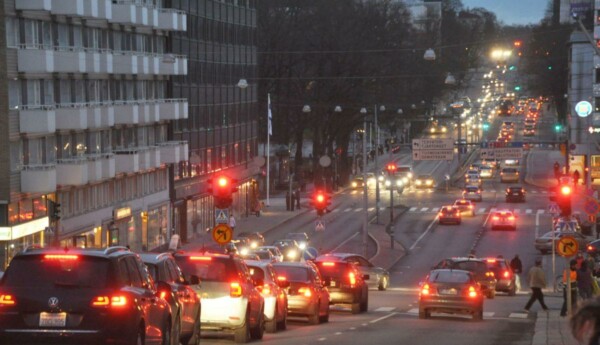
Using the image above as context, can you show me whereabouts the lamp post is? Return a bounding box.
[360,107,369,257]
[302,105,311,190]
[374,104,385,224]
[333,105,342,190]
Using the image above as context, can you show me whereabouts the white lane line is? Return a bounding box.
[420,207,429,212]
[509,313,528,319]
[409,216,438,251]
[482,207,494,228]
[530,190,537,194]
[331,232,360,252]
[374,307,396,312]
[332,209,340,213]
[478,208,486,214]
[537,209,545,214]
[344,208,352,212]
[368,207,375,212]
[535,211,541,238]
[349,327,356,330]
[483,312,495,318]
[318,338,327,341]
[526,209,532,214]
[431,207,439,212]
[409,207,417,212]
[355,208,363,212]
[370,312,398,324]
[407,308,419,314]
[335,332,342,335]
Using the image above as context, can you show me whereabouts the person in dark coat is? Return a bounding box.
[578,261,595,300]
[294,188,301,209]
[510,255,523,274]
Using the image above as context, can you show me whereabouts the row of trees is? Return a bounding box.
[256,0,499,185]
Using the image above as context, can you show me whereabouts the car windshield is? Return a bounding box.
[2,255,112,289]
[441,207,456,213]
[175,256,238,282]
[428,270,471,283]
[273,265,309,282]
[252,251,272,260]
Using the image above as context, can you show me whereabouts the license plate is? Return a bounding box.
[39,312,67,327]
[439,288,457,295]
[330,281,337,287]
[512,192,519,195]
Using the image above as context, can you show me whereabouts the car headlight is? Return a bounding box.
[298,242,307,250]
[378,176,384,182]
[396,180,403,186]
[430,128,435,133]
[286,250,297,259]
[416,180,422,185]
[240,248,249,256]
[368,178,375,184]
[385,180,391,186]
[403,177,408,183]
[426,180,433,185]
[442,127,447,133]
[407,173,413,178]
[352,182,357,187]
[250,242,258,249]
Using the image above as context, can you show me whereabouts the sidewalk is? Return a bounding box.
[532,308,576,345]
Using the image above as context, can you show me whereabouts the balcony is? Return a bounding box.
[85,49,113,74]
[56,157,89,186]
[88,103,115,129]
[158,141,188,164]
[158,54,187,75]
[15,0,51,11]
[139,102,160,124]
[55,105,88,130]
[20,164,57,194]
[18,46,86,73]
[157,8,187,31]
[113,102,140,125]
[158,99,188,121]
[19,106,56,134]
[111,2,157,27]
[87,153,116,182]
[114,149,140,174]
[138,147,161,171]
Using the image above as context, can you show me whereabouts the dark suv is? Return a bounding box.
[140,252,202,345]
[434,257,498,299]
[484,257,516,296]
[0,246,173,344]
[314,256,369,314]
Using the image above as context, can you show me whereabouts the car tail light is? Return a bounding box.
[298,287,312,297]
[456,211,460,216]
[421,284,430,296]
[277,276,287,282]
[258,284,272,296]
[91,295,128,308]
[468,286,478,298]
[44,254,78,260]
[189,256,212,261]
[322,262,336,267]
[348,271,357,287]
[588,245,594,251]
[469,205,473,209]
[508,216,515,221]
[0,294,16,306]
[230,282,243,297]
[503,271,511,279]
[492,216,499,221]
[486,258,496,263]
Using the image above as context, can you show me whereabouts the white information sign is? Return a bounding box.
[413,149,454,161]
[412,138,454,150]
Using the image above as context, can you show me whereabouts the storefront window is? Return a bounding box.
[18,200,33,222]
[8,203,18,225]
[126,214,142,252]
[147,205,168,250]
[32,197,47,219]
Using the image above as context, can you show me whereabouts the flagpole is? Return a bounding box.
[266,93,271,206]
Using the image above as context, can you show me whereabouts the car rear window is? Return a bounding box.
[175,256,238,282]
[441,207,457,214]
[2,255,112,288]
[252,251,272,260]
[485,260,508,271]
[466,187,478,192]
[315,262,351,279]
[455,200,469,206]
[503,168,517,173]
[397,167,412,173]
[454,261,488,275]
[273,265,309,282]
[247,265,266,281]
[428,271,471,283]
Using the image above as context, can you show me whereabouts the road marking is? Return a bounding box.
[370,312,398,324]
[530,190,537,194]
[374,307,396,312]
[509,312,528,319]
[335,332,342,335]
[355,208,362,212]
[410,216,437,251]
[368,207,375,212]
[483,312,495,318]
[318,338,327,341]
[332,209,340,213]
[409,207,417,212]
[407,308,419,314]
[535,211,541,238]
[331,232,360,252]
[478,208,486,214]
[349,327,356,330]
[526,209,532,214]
[541,191,548,194]
[514,209,521,214]
[537,209,545,214]
[344,208,352,212]
[420,207,429,212]
[482,207,494,228]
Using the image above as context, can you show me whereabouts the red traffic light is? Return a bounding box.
[560,185,572,195]
[217,177,228,187]
[316,193,325,204]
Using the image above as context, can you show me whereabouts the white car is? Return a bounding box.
[246,260,289,333]
[479,166,493,179]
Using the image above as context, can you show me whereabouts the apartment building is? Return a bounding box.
[0,0,188,267]
[168,0,259,242]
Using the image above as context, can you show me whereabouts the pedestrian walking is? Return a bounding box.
[295,188,301,209]
[570,298,600,345]
[524,258,549,312]
[579,261,595,300]
[561,259,579,316]
[510,254,523,291]
[554,161,561,183]
[574,170,581,188]
[229,214,236,232]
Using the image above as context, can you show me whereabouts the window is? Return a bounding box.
[5,17,18,47]
[26,138,44,165]
[73,26,82,48]
[43,80,54,106]
[26,80,41,106]
[8,80,20,109]
[10,141,23,172]
[57,23,69,48]
[60,80,72,103]
[24,19,39,48]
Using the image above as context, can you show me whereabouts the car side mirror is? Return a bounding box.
[188,275,200,286]
[156,281,172,298]
[363,274,370,280]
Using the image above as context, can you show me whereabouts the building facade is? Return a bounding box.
[0,0,188,268]
[168,0,259,243]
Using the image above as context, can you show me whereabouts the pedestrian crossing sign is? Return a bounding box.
[547,203,560,215]
[315,220,325,232]
[215,209,229,224]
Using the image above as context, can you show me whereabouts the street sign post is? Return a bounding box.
[490,141,524,160]
[212,224,233,245]
[548,203,560,215]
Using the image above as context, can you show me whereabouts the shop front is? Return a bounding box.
[0,217,50,269]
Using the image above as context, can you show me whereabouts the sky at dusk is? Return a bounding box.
[461,0,548,26]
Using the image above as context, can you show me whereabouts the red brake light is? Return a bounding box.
[492,216,499,221]
[508,216,515,221]
[421,283,430,296]
[485,271,495,278]
[348,271,357,287]
[0,294,16,306]
[503,271,511,278]
[230,282,243,297]
[91,295,127,308]
[189,256,212,261]
[159,291,168,299]
[588,245,594,251]
[469,205,473,209]
[258,284,272,296]
[277,276,287,282]
[322,262,335,267]
[298,287,312,297]
[44,254,78,260]
[486,258,496,263]
[468,286,478,298]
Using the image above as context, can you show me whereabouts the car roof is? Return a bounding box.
[272,261,313,268]
[315,253,356,261]
[13,246,133,259]
[430,268,471,275]
[244,260,272,269]
[138,252,175,264]
[447,257,486,263]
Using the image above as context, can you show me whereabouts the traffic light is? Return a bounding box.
[514,85,521,91]
[509,65,516,71]
[557,184,572,216]
[386,163,397,176]
[312,190,331,216]
[513,40,522,48]
[547,65,553,70]
[554,124,562,132]
[208,175,238,209]
[49,200,61,221]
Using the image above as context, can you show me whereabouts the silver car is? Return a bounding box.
[534,231,588,255]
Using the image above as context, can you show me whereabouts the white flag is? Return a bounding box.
[268,93,273,136]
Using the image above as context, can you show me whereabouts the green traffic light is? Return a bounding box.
[554,124,562,132]
[514,86,521,91]
[482,123,490,131]
[509,65,516,71]
[548,66,553,70]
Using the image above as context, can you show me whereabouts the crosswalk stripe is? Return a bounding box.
[409,207,417,212]
[530,190,537,194]
[509,312,528,319]
[344,208,352,212]
[420,207,429,212]
[514,209,521,214]
[355,208,362,212]
[375,307,396,312]
[490,208,497,212]
[479,208,486,213]
[483,312,495,318]
[368,207,375,212]
[537,210,545,214]
[526,209,532,214]
[407,308,418,314]
[431,207,439,212]
[380,207,386,211]
[332,209,340,213]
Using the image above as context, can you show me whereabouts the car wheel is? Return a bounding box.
[249,307,265,340]
[234,312,250,343]
[360,291,369,312]
[473,310,483,321]
[161,320,171,345]
[277,304,287,330]
[309,302,321,325]
[319,308,330,323]
[378,276,389,291]
[265,303,278,333]
[170,315,181,345]
[183,309,201,345]
[418,308,429,319]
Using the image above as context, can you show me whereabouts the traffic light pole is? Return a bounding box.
[374,105,380,224]
[389,187,394,249]
[362,118,369,258]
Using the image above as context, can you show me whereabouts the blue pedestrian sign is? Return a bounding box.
[303,247,319,261]
[548,203,560,215]
[215,209,229,224]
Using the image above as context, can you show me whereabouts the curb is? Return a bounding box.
[368,206,410,269]
[367,231,380,262]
